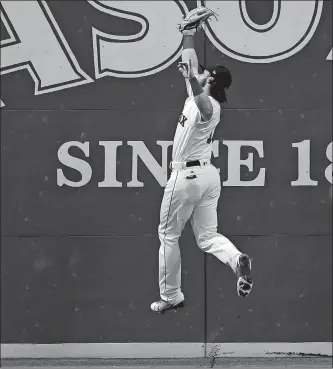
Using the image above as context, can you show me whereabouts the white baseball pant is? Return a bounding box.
[158,163,242,305]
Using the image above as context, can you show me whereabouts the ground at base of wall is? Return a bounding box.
[1,357,333,368]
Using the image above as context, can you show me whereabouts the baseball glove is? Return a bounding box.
[178,6,218,33]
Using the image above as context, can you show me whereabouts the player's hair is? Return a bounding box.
[208,66,232,104]
[210,82,227,104]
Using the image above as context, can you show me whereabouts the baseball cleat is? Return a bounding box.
[150,299,184,314]
[236,254,253,298]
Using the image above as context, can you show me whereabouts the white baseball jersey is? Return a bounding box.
[156,77,244,307]
[172,94,221,162]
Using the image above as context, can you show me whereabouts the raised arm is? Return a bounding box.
[188,69,213,122]
[178,57,213,122]
[182,31,199,81]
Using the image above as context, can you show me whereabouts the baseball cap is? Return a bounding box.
[199,64,232,89]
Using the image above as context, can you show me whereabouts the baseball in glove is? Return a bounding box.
[178,6,218,33]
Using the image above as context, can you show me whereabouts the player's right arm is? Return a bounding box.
[182,31,199,96]
[178,59,214,122]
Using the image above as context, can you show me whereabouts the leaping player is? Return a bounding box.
[151,7,253,313]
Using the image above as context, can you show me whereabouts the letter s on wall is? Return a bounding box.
[90,0,188,78]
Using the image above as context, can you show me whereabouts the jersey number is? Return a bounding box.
[178,113,188,127]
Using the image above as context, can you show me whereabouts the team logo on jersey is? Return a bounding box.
[178,113,188,127]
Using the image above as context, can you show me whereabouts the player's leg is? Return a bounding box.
[151,171,197,312]
[191,190,241,272]
[190,166,253,297]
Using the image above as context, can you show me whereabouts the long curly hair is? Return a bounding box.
[208,65,232,104]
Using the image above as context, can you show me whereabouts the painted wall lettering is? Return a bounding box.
[57,141,92,187]
[127,141,172,187]
[201,0,324,63]
[1,1,331,105]
[0,0,92,102]
[57,140,332,188]
[90,0,187,78]
[325,142,332,184]
[98,141,123,188]
[291,140,318,187]
[223,140,266,187]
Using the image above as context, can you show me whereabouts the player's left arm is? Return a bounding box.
[182,31,199,96]
[178,59,213,121]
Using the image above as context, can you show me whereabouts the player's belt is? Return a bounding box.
[170,159,210,170]
[186,160,201,167]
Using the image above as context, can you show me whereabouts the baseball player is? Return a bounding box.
[151,8,253,313]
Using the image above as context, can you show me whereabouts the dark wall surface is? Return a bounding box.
[1,0,332,344]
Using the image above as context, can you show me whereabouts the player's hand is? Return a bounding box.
[177,59,195,80]
[178,6,218,34]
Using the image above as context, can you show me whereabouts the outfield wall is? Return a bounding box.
[1,0,332,358]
